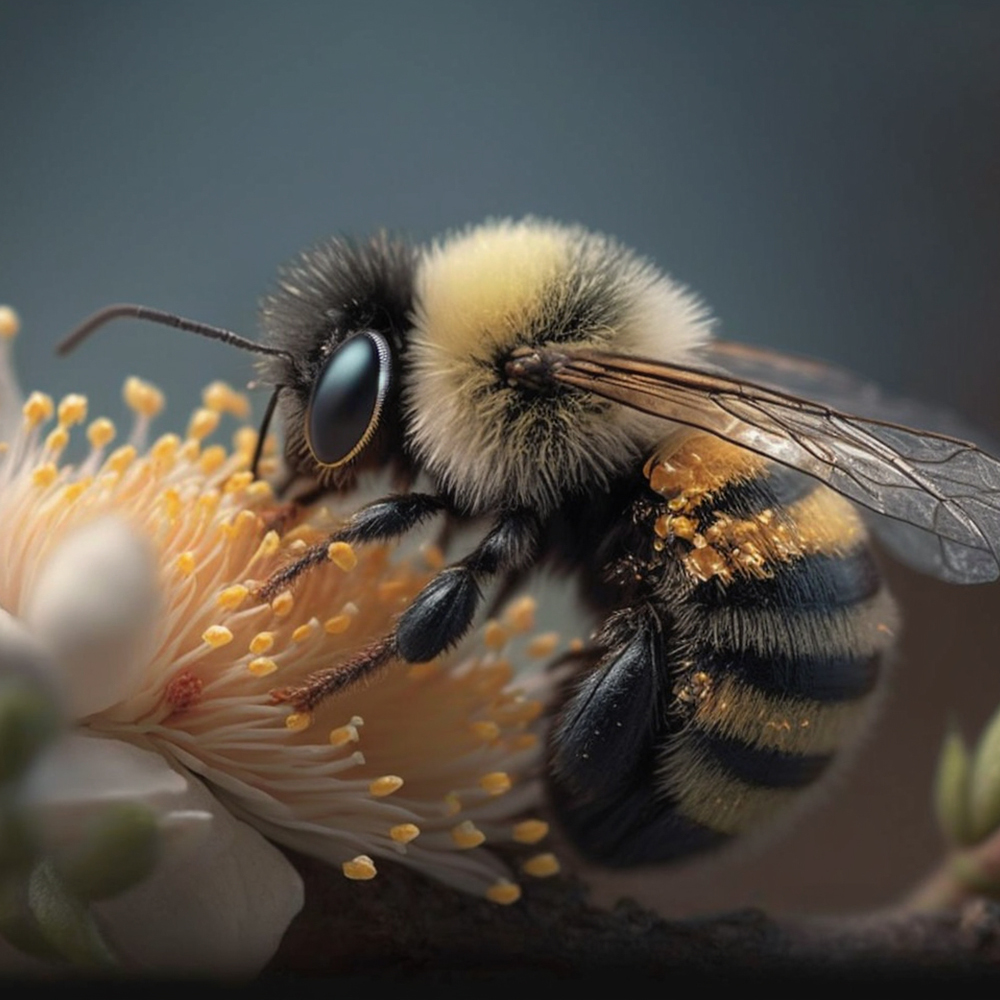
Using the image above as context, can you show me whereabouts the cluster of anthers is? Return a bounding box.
[0,306,565,973]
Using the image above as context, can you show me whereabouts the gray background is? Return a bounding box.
[3,0,1000,921]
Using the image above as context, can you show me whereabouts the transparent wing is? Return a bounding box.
[545,346,1000,584]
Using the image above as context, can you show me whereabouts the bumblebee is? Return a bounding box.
[61,218,1000,866]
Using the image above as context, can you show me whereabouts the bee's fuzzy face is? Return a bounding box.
[405,218,714,514]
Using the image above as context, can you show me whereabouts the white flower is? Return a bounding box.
[0,305,561,974]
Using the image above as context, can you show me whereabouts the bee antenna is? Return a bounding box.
[250,384,284,479]
[56,303,296,364]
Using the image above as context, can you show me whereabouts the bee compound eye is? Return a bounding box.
[306,332,391,467]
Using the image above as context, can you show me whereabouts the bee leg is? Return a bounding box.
[394,509,541,662]
[257,492,449,600]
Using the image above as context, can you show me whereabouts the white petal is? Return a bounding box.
[25,516,159,719]
[93,771,304,978]
[0,607,58,694]
[22,734,188,852]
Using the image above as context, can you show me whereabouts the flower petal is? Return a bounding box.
[92,770,304,978]
[25,517,159,719]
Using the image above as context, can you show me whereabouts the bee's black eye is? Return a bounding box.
[305,332,391,467]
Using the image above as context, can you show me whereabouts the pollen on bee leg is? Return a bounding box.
[342,855,377,881]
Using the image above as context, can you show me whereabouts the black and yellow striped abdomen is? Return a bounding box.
[548,432,898,866]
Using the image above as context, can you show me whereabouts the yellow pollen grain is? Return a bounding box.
[161,488,182,520]
[285,711,312,732]
[342,855,377,881]
[57,394,87,427]
[327,541,357,572]
[483,620,508,650]
[105,444,137,475]
[526,632,560,658]
[199,445,227,474]
[187,407,220,441]
[123,377,165,418]
[271,591,294,617]
[22,392,54,428]
[0,305,20,338]
[86,418,116,449]
[202,625,234,648]
[390,823,420,844]
[323,613,352,635]
[470,720,501,743]
[523,853,560,878]
[504,595,536,633]
[176,551,197,575]
[203,381,251,419]
[254,531,281,560]
[292,622,315,643]
[31,463,57,488]
[512,819,549,844]
[369,775,404,798]
[44,427,69,453]
[451,821,486,849]
[479,772,512,796]
[224,470,254,494]
[329,724,360,747]
[443,793,462,816]
[217,584,249,610]
[247,657,278,677]
[249,631,275,654]
[420,542,446,570]
[485,880,522,905]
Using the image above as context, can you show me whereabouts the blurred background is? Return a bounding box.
[2,0,1000,921]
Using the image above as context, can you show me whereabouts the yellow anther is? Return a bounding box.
[123,377,165,418]
[254,530,281,560]
[199,445,227,474]
[328,724,360,747]
[202,625,234,648]
[512,820,549,845]
[323,613,352,635]
[246,480,273,501]
[197,490,221,514]
[420,542,445,570]
[57,394,87,427]
[249,631,275,654]
[369,775,404,798]
[22,392,54,429]
[271,591,294,617]
[186,407,219,441]
[202,381,251,418]
[327,541,357,572]
[479,772,512,796]
[451,821,486,849]
[443,793,462,816]
[247,657,278,677]
[161,488,182,520]
[342,855,377,881]
[390,824,420,844]
[150,434,180,469]
[217,584,249,610]
[62,480,89,504]
[0,305,20,338]
[105,444,137,475]
[485,880,522,905]
[176,551,197,575]
[179,439,200,462]
[291,622,314,643]
[224,470,254,493]
[86,417,115,449]
[527,632,560,658]
[284,711,312,732]
[44,427,69,453]
[522,853,560,878]
[483,620,508,650]
[232,426,257,456]
[470,720,501,743]
[31,463,58,488]
[503,595,536,633]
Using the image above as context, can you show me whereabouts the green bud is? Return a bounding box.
[0,872,61,963]
[0,679,60,785]
[54,800,161,901]
[968,702,1000,843]
[934,725,975,846]
[27,859,117,969]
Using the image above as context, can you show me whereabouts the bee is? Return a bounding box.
[60,218,1000,867]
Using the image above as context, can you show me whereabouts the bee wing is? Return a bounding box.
[550,347,1000,584]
